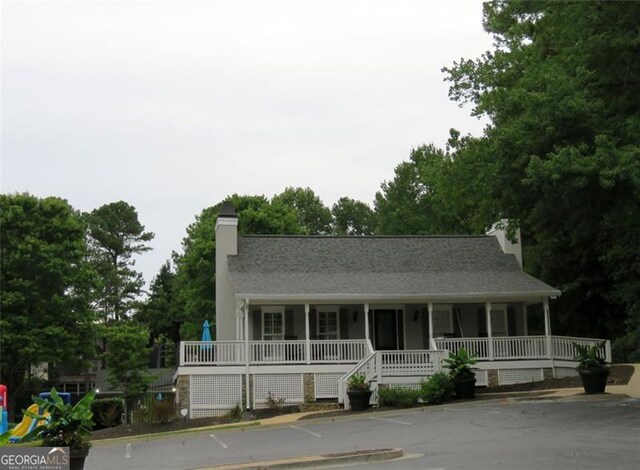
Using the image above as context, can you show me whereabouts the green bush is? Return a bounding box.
[131,395,177,424]
[420,372,453,404]
[91,397,125,429]
[378,387,420,408]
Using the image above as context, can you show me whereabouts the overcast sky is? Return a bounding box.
[2,0,493,289]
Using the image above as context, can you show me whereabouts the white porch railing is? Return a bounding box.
[310,340,371,363]
[180,341,245,366]
[380,350,447,376]
[551,335,611,362]
[433,338,490,359]
[180,336,611,366]
[180,339,370,366]
[339,348,448,408]
[434,335,611,363]
[250,341,306,364]
[493,336,547,359]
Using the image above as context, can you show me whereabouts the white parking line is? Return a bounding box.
[290,425,322,438]
[210,434,229,449]
[125,443,131,459]
[368,416,412,426]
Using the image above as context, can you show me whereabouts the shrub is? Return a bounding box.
[151,398,178,424]
[443,348,478,379]
[378,387,420,408]
[225,402,243,420]
[420,372,453,404]
[347,374,370,391]
[131,395,177,424]
[91,397,125,429]
[266,392,287,410]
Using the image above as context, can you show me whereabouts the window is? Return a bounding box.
[317,307,339,340]
[432,305,453,338]
[262,307,284,341]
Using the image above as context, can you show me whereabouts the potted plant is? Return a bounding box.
[443,347,478,399]
[346,374,372,411]
[24,388,96,470]
[574,342,609,394]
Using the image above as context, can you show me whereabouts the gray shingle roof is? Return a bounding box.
[227,235,560,301]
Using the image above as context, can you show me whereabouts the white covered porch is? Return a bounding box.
[176,298,610,416]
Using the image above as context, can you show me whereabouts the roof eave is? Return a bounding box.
[233,290,562,303]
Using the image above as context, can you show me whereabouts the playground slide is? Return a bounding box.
[9,404,45,441]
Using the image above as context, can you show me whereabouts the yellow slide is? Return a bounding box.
[9,404,48,441]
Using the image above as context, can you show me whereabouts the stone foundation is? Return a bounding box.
[303,373,315,403]
[487,370,499,387]
[176,375,190,413]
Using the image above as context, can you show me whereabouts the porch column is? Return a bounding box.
[428,302,434,350]
[305,303,311,364]
[244,299,250,410]
[543,297,552,359]
[523,304,528,336]
[485,302,494,360]
[235,307,239,340]
[235,302,242,340]
[364,303,370,345]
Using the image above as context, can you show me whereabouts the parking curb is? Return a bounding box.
[197,447,403,469]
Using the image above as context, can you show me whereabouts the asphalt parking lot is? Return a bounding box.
[87,396,640,470]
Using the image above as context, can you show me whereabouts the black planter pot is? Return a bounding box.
[579,367,609,394]
[348,390,372,411]
[453,375,476,399]
[70,447,90,470]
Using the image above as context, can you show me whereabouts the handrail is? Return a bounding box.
[551,335,610,362]
[338,350,378,405]
[180,339,370,366]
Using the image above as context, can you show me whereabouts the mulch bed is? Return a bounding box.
[477,364,633,394]
[91,406,299,441]
[91,365,634,440]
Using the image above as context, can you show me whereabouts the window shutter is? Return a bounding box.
[339,307,349,339]
[477,308,487,337]
[252,309,261,340]
[507,306,516,336]
[422,309,430,348]
[309,308,317,339]
[453,308,462,337]
[284,309,294,338]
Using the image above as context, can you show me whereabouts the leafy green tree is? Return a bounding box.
[102,322,151,406]
[374,144,488,235]
[272,187,333,235]
[0,194,95,417]
[136,261,181,345]
[172,206,218,341]
[443,0,640,348]
[331,197,376,235]
[85,201,154,322]
[173,195,304,339]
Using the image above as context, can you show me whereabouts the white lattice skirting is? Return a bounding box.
[498,368,544,385]
[253,373,304,409]
[474,370,488,386]
[314,373,343,399]
[190,374,243,418]
[554,367,579,378]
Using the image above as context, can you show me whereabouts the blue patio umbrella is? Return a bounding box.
[201,320,213,350]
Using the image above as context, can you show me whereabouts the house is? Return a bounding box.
[175,202,610,417]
